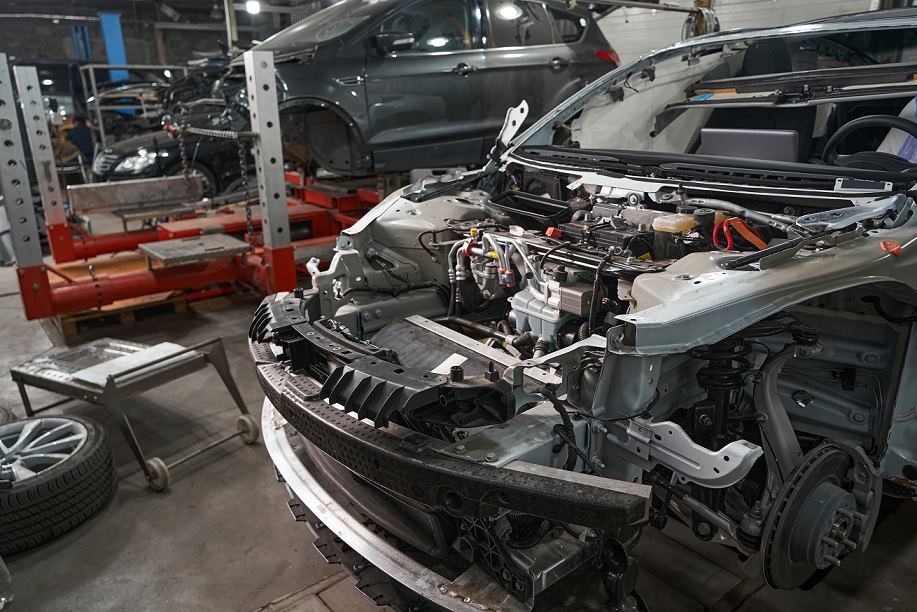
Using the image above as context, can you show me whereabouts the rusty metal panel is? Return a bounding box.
[139,233,249,265]
[67,175,203,213]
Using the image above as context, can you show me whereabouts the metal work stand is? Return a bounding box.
[10,337,259,491]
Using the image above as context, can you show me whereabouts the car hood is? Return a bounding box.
[101,130,176,156]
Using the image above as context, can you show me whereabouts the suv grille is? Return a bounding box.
[92,152,120,175]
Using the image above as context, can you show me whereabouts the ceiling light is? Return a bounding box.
[497,5,523,20]
[42,79,53,86]
[245,1,261,14]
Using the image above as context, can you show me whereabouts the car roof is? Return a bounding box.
[804,7,917,24]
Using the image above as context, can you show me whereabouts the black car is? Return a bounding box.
[91,125,246,197]
[95,0,618,187]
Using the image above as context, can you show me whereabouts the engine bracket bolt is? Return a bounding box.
[485,452,497,462]
[455,445,467,454]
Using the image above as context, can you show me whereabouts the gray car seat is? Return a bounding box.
[704,39,818,161]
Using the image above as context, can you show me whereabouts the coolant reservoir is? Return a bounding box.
[652,213,695,233]
[652,210,728,233]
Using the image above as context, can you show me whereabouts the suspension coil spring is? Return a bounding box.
[690,338,752,391]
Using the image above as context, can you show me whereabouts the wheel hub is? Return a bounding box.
[791,481,856,571]
[762,445,864,589]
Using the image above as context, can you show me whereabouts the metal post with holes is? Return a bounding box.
[244,50,296,293]
[13,66,73,263]
[0,54,53,318]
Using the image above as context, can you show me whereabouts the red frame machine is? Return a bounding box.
[3,52,378,321]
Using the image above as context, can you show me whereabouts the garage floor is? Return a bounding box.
[0,265,914,612]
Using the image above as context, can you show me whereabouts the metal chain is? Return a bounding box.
[237,138,255,253]
[182,125,240,140]
[177,123,193,200]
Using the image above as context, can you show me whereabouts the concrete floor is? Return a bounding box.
[0,264,915,612]
[0,265,374,612]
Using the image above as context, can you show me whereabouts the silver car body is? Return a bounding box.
[253,9,917,610]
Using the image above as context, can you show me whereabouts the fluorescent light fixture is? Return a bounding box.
[245,0,261,14]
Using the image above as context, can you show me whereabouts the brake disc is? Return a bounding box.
[762,444,860,589]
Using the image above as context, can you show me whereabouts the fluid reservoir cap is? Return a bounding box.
[545,227,562,238]
[694,208,716,226]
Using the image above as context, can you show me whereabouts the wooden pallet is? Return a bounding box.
[53,291,188,340]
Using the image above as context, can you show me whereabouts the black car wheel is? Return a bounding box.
[0,415,117,556]
[164,162,218,198]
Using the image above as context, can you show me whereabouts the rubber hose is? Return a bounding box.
[457,278,492,313]
[434,316,505,340]
[542,387,577,472]
[577,320,590,341]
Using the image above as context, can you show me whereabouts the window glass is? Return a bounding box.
[486,0,553,48]
[546,7,586,44]
[257,0,398,55]
[379,0,471,53]
[803,29,917,67]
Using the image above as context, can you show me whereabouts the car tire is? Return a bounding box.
[164,162,219,198]
[220,173,257,196]
[0,415,117,556]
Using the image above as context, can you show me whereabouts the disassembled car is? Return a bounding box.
[250,9,917,610]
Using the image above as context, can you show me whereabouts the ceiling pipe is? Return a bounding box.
[0,14,100,21]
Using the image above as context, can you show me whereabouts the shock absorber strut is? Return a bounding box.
[691,338,752,450]
[687,338,752,540]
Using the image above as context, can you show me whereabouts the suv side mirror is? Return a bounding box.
[372,31,415,55]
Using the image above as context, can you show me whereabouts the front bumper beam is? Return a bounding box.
[253,333,649,532]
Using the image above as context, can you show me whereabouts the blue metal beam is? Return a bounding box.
[99,13,128,82]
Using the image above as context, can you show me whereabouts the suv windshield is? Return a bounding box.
[255,0,397,54]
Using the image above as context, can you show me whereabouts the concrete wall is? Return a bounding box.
[0,18,155,64]
[599,0,877,64]
[0,9,276,66]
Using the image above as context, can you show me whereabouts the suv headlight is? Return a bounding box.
[113,150,159,174]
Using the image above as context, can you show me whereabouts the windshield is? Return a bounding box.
[514,22,917,171]
[254,0,397,55]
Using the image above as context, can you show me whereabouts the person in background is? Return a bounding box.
[66,115,94,162]
[50,122,82,165]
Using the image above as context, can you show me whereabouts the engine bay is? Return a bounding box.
[243,158,917,606]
